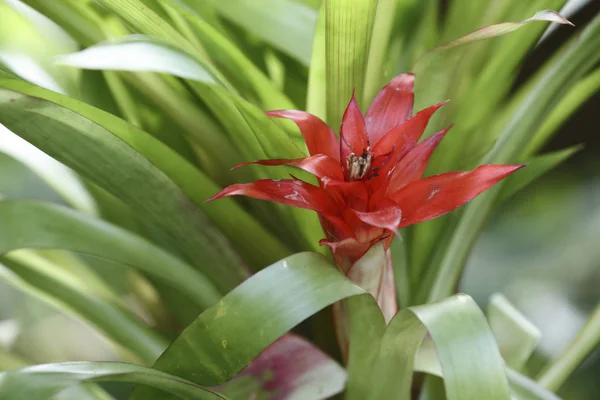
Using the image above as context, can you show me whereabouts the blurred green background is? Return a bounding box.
[0,0,598,399]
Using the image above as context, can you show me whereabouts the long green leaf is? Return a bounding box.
[55,35,216,83]
[424,14,600,303]
[130,252,366,399]
[524,68,600,157]
[0,74,289,269]
[213,0,317,66]
[325,0,378,127]
[0,252,165,364]
[0,199,220,308]
[306,3,327,119]
[537,302,600,392]
[497,146,581,203]
[0,362,226,400]
[413,342,562,400]
[354,294,511,400]
[0,125,97,215]
[0,85,249,292]
[487,293,541,371]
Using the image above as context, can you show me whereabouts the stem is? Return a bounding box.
[536,303,600,392]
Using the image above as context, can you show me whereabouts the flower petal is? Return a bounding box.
[233,154,344,180]
[365,73,415,145]
[372,101,447,165]
[391,164,525,227]
[319,237,372,273]
[354,206,402,237]
[340,93,369,166]
[386,126,452,194]
[206,179,338,215]
[267,110,339,161]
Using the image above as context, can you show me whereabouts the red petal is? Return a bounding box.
[206,179,338,216]
[321,179,369,212]
[267,110,339,161]
[319,237,372,273]
[354,207,402,238]
[372,101,447,165]
[365,73,415,145]
[391,164,526,227]
[234,154,344,180]
[340,93,369,167]
[386,126,452,194]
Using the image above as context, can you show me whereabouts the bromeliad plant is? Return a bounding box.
[0,0,598,399]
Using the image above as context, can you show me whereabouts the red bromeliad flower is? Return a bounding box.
[208,73,523,319]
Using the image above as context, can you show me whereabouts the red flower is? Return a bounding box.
[208,74,523,272]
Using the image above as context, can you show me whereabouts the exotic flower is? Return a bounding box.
[208,73,523,318]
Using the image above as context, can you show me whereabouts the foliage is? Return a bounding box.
[0,0,598,399]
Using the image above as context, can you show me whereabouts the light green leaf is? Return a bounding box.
[130,252,366,399]
[413,341,562,400]
[498,146,581,203]
[213,0,317,66]
[354,294,511,400]
[537,303,600,392]
[0,85,249,293]
[0,125,97,215]
[325,0,378,127]
[0,362,226,400]
[0,199,220,309]
[524,68,600,157]
[55,35,216,84]
[158,0,295,110]
[0,73,291,269]
[428,10,572,53]
[306,3,327,119]
[487,293,541,371]
[0,252,166,364]
[423,14,600,303]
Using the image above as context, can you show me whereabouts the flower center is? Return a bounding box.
[346,147,373,181]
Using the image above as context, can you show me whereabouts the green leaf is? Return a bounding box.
[353,294,511,400]
[213,0,317,66]
[423,14,600,303]
[0,251,166,364]
[0,199,220,309]
[0,74,289,269]
[487,293,541,371]
[94,0,232,90]
[362,0,398,105]
[536,302,600,392]
[324,0,378,127]
[524,68,600,157]
[497,146,581,204]
[306,3,327,119]
[0,126,97,215]
[413,341,562,400]
[130,252,366,399]
[426,10,572,53]
[0,362,227,400]
[55,35,216,84]
[0,85,249,292]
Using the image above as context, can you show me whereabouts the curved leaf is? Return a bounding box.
[130,252,366,399]
[0,199,221,308]
[213,0,316,66]
[0,86,249,293]
[0,252,165,364]
[487,293,541,371]
[55,35,215,84]
[0,74,290,269]
[0,122,97,215]
[0,362,226,400]
[325,0,378,126]
[348,294,511,400]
